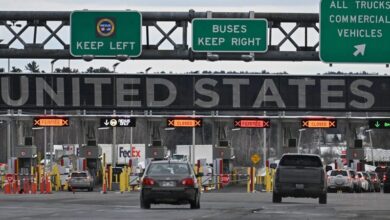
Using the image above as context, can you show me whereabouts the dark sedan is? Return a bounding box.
[140,160,201,209]
[384,170,390,193]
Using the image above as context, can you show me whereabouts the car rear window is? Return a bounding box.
[147,163,190,176]
[279,155,322,167]
[71,173,87,178]
[375,167,388,173]
[330,170,348,176]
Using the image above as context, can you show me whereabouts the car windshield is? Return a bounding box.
[330,170,348,176]
[279,155,322,167]
[71,173,87,178]
[147,163,190,176]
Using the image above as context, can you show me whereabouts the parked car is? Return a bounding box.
[273,154,327,204]
[327,169,354,193]
[348,170,362,193]
[357,172,369,192]
[383,169,390,193]
[375,166,388,183]
[369,172,381,192]
[68,171,94,191]
[140,160,201,209]
[362,172,375,192]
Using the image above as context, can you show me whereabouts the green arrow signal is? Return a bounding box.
[385,122,390,127]
[375,121,381,128]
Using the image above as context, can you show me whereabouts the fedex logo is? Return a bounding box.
[119,146,141,158]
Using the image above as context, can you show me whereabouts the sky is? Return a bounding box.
[0,0,389,75]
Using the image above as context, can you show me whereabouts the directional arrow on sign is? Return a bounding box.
[104,120,109,126]
[375,121,381,128]
[353,44,366,57]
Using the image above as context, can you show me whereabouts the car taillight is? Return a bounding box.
[384,175,387,181]
[181,178,195,186]
[142,177,155,186]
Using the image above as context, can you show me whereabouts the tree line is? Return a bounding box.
[0,61,112,73]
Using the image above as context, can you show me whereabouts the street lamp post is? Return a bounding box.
[112,62,120,73]
[51,59,58,73]
[145,67,152,74]
[297,129,306,154]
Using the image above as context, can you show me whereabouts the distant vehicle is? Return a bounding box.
[383,169,390,193]
[375,166,388,183]
[68,171,94,192]
[176,145,213,164]
[361,172,375,192]
[348,170,362,193]
[273,154,327,204]
[327,169,354,193]
[140,160,201,209]
[369,172,381,192]
[172,154,188,161]
[357,172,369,192]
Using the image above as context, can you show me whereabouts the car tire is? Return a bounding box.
[190,193,200,209]
[272,192,282,203]
[384,187,390,193]
[319,193,327,204]
[88,187,93,192]
[140,197,150,209]
[68,187,72,192]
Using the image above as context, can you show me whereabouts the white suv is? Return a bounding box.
[327,169,354,193]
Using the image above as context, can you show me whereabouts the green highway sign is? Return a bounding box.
[320,0,390,63]
[70,11,142,57]
[369,119,390,129]
[192,19,268,52]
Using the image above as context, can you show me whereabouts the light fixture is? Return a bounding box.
[116,54,129,62]
[82,55,94,62]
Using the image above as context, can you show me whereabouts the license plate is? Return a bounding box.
[296,184,304,189]
[161,181,175,187]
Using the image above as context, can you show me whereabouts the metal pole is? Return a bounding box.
[43,110,47,181]
[263,111,267,169]
[297,130,303,154]
[8,58,10,72]
[192,110,196,165]
[49,109,54,172]
[130,110,133,149]
[369,130,374,166]
[112,111,117,166]
[6,110,11,161]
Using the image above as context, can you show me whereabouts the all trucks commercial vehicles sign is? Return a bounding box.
[320,0,390,63]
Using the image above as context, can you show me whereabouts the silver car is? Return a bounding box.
[68,171,94,191]
[327,169,354,193]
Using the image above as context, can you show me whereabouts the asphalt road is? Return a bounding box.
[1,190,390,220]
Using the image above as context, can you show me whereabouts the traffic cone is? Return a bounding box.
[4,182,10,194]
[40,176,45,194]
[46,175,52,194]
[31,177,37,194]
